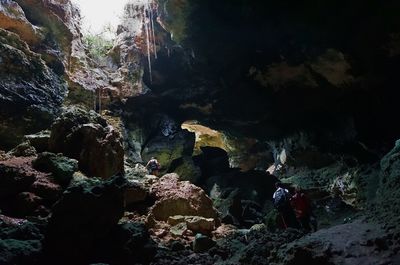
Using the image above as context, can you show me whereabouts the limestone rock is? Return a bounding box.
[32,152,78,186]
[0,156,37,199]
[186,216,215,235]
[43,175,128,263]
[147,173,219,224]
[49,106,124,179]
[0,29,67,149]
[24,130,50,153]
[8,142,37,157]
[167,215,216,234]
[124,181,148,206]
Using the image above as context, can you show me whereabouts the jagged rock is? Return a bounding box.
[0,155,63,217]
[0,0,42,45]
[29,173,62,204]
[32,152,78,186]
[8,141,37,157]
[192,234,216,253]
[186,216,216,235]
[147,173,219,224]
[167,215,216,234]
[43,175,128,264]
[49,106,124,179]
[0,239,42,265]
[124,181,148,206]
[0,156,37,199]
[24,130,50,153]
[170,222,188,237]
[0,29,67,149]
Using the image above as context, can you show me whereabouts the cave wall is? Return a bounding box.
[132,0,400,158]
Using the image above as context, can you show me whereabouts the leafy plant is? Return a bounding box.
[83,24,116,62]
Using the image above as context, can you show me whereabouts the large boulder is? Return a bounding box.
[43,175,128,264]
[147,173,219,224]
[49,106,124,179]
[0,156,62,217]
[32,152,78,186]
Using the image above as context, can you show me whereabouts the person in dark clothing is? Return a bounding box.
[146,157,161,176]
[273,182,299,229]
[291,186,317,232]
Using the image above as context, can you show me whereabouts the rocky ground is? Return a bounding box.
[0,105,399,265]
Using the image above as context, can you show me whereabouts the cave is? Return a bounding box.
[1,0,400,264]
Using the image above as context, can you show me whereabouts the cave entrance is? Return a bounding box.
[181,120,230,155]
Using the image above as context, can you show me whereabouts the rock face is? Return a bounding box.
[147,173,219,223]
[49,106,124,179]
[0,28,67,149]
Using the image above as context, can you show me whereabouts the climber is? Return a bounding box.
[273,182,299,229]
[290,186,315,231]
[146,157,161,176]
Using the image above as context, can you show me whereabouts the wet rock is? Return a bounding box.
[147,173,219,224]
[49,106,124,179]
[43,175,128,264]
[193,234,216,253]
[32,152,78,186]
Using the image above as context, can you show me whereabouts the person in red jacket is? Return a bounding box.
[291,186,313,231]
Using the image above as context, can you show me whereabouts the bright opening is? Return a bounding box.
[72,0,128,35]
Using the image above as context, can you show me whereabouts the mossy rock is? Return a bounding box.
[33,152,78,186]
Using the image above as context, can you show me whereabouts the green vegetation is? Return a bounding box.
[83,32,113,61]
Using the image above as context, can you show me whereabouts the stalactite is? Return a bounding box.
[150,2,158,59]
[143,2,153,84]
[98,87,102,115]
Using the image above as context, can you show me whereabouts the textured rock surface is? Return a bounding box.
[148,173,219,223]
[43,175,127,264]
[49,106,124,179]
[0,29,67,149]
[32,152,78,186]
